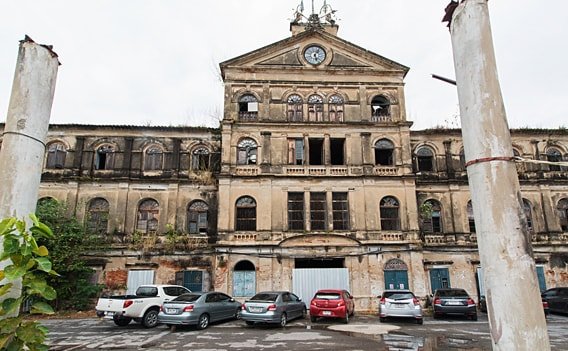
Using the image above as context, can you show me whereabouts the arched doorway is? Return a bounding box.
[384,258,409,290]
[233,260,256,297]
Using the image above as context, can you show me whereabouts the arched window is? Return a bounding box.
[375,139,394,166]
[144,146,163,171]
[547,148,563,171]
[237,138,257,165]
[380,196,400,230]
[371,95,390,120]
[192,146,211,171]
[467,200,476,233]
[86,198,109,235]
[416,147,435,172]
[46,142,67,169]
[523,199,533,232]
[188,200,208,234]
[287,94,303,121]
[236,196,256,231]
[95,144,115,170]
[233,260,256,297]
[421,200,442,233]
[557,198,568,231]
[238,94,258,120]
[137,199,159,234]
[328,95,344,122]
[307,95,324,122]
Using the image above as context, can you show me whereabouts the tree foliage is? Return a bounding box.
[35,199,103,311]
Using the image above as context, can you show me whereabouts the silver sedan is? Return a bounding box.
[240,291,306,327]
[379,290,423,324]
[158,292,241,329]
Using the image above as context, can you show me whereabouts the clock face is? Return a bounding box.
[304,45,326,65]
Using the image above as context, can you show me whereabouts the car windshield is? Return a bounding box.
[250,293,279,302]
[173,294,201,302]
[384,292,414,300]
[437,289,467,297]
[314,293,341,300]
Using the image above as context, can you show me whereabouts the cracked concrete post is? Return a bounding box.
[448,1,550,350]
[0,36,59,317]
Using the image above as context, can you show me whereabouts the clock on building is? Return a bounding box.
[304,45,326,65]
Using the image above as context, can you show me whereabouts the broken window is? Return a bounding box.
[95,144,115,170]
[371,95,390,120]
[330,138,345,165]
[467,200,476,233]
[416,147,434,172]
[328,95,344,122]
[46,141,67,169]
[547,148,563,171]
[237,138,257,165]
[192,146,211,171]
[523,199,534,232]
[375,139,394,166]
[287,94,303,121]
[332,192,349,230]
[287,192,305,231]
[288,138,304,165]
[421,199,442,233]
[86,197,109,236]
[144,146,164,171]
[557,198,568,231]
[238,94,259,120]
[137,199,159,234]
[308,138,324,165]
[380,196,400,230]
[236,196,256,231]
[307,95,324,122]
[188,200,208,234]
[310,192,327,230]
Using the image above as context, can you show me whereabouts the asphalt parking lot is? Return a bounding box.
[44,313,568,350]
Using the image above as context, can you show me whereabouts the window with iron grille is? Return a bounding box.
[328,95,344,122]
[192,147,210,170]
[236,196,256,231]
[188,200,208,234]
[380,196,400,230]
[332,192,349,230]
[46,142,67,169]
[86,198,109,235]
[288,192,305,231]
[137,199,159,234]
[144,146,164,171]
[307,95,324,122]
[310,192,327,230]
[287,94,303,121]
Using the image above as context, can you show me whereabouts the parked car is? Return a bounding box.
[309,289,355,324]
[240,291,306,327]
[95,285,191,328]
[541,287,568,314]
[378,290,423,324]
[432,288,477,320]
[480,294,550,317]
[158,292,241,330]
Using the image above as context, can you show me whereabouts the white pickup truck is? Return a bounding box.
[95,285,191,328]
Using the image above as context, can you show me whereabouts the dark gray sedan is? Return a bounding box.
[158,292,241,329]
[240,291,306,327]
[432,288,477,320]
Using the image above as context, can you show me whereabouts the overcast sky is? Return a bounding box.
[1,1,567,130]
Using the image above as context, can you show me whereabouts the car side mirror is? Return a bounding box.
[230,298,235,302]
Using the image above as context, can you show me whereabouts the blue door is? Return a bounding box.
[233,271,255,297]
[536,266,546,293]
[175,270,203,292]
[384,270,409,290]
[430,268,450,292]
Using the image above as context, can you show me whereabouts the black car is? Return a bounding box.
[432,288,477,320]
[541,287,568,314]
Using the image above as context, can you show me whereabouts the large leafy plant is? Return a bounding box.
[0,216,57,351]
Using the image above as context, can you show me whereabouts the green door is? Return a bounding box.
[384,270,409,290]
[430,268,450,293]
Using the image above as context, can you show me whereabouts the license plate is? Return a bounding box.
[166,308,178,314]
[322,311,332,316]
[393,304,405,308]
[249,307,263,313]
[105,311,115,316]
[447,301,461,305]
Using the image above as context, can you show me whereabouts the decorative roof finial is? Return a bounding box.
[291,0,338,29]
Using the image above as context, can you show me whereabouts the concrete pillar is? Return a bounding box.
[360,132,372,165]
[449,1,549,349]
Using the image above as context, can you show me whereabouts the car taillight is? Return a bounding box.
[467,298,475,305]
[433,298,441,305]
[413,297,420,306]
[123,300,133,308]
[267,304,277,311]
[542,301,549,308]
[160,305,163,312]
[337,300,345,307]
[183,305,194,312]
[242,304,247,310]
[379,297,385,304]
[311,300,317,306]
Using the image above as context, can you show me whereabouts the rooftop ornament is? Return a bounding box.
[291,0,338,30]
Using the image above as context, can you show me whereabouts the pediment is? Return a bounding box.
[279,234,360,248]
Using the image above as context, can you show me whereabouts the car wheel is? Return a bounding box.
[245,321,255,326]
[197,314,210,330]
[142,309,159,328]
[310,315,317,323]
[279,313,287,327]
[379,317,386,323]
[167,324,176,332]
[343,312,349,324]
[113,315,132,327]
[416,318,423,325]
[302,308,307,319]
[234,308,241,319]
[350,309,355,317]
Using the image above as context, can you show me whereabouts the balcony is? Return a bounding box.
[370,114,392,122]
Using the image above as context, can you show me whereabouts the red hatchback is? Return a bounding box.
[309,289,355,323]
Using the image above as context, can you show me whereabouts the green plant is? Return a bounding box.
[0,216,58,351]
